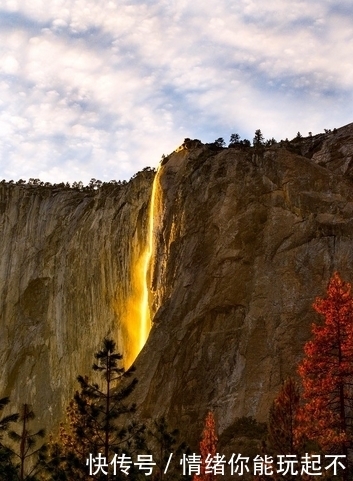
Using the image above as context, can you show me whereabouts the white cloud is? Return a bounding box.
[0,0,352,183]
[1,55,19,74]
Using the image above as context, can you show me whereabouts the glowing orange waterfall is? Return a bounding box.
[123,169,159,367]
[138,170,158,350]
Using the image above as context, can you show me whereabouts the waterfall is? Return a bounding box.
[123,167,160,367]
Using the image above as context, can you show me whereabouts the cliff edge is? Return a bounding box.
[133,122,353,448]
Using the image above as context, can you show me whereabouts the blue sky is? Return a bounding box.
[1,0,353,184]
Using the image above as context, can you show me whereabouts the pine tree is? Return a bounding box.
[0,396,19,434]
[54,338,144,481]
[8,403,46,481]
[147,416,189,481]
[253,129,264,148]
[194,411,218,481]
[268,378,302,457]
[296,273,353,477]
[0,396,18,480]
[229,133,240,146]
[214,138,225,148]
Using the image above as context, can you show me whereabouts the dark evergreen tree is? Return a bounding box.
[240,139,251,147]
[8,403,46,481]
[51,338,144,481]
[0,396,19,440]
[0,446,18,480]
[147,417,189,481]
[229,133,240,146]
[253,129,265,148]
[265,137,277,147]
[0,396,19,480]
[214,138,225,148]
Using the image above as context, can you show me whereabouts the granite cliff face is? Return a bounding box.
[0,171,154,434]
[2,123,353,448]
[132,123,353,448]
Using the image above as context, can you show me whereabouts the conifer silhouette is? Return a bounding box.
[0,396,18,480]
[8,403,46,481]
[52,337,144,480]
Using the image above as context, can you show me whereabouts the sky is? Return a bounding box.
[1,0,353,184]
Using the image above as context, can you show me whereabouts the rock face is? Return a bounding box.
[2,122,353,449]
[133,122,353,448]
[0,172,154,434]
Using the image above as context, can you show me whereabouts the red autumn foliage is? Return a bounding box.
[193,411,218,481]
[268,377,301,455]
[296,272,353,455]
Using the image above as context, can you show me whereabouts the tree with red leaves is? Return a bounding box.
[297,273,353,474]
[268,377,301,456]
[194,411,218,481]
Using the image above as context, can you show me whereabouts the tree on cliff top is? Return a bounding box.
[229,133,240,146]
[296,273,353,476]
[253,129,265,148]
[213,138,225,148]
